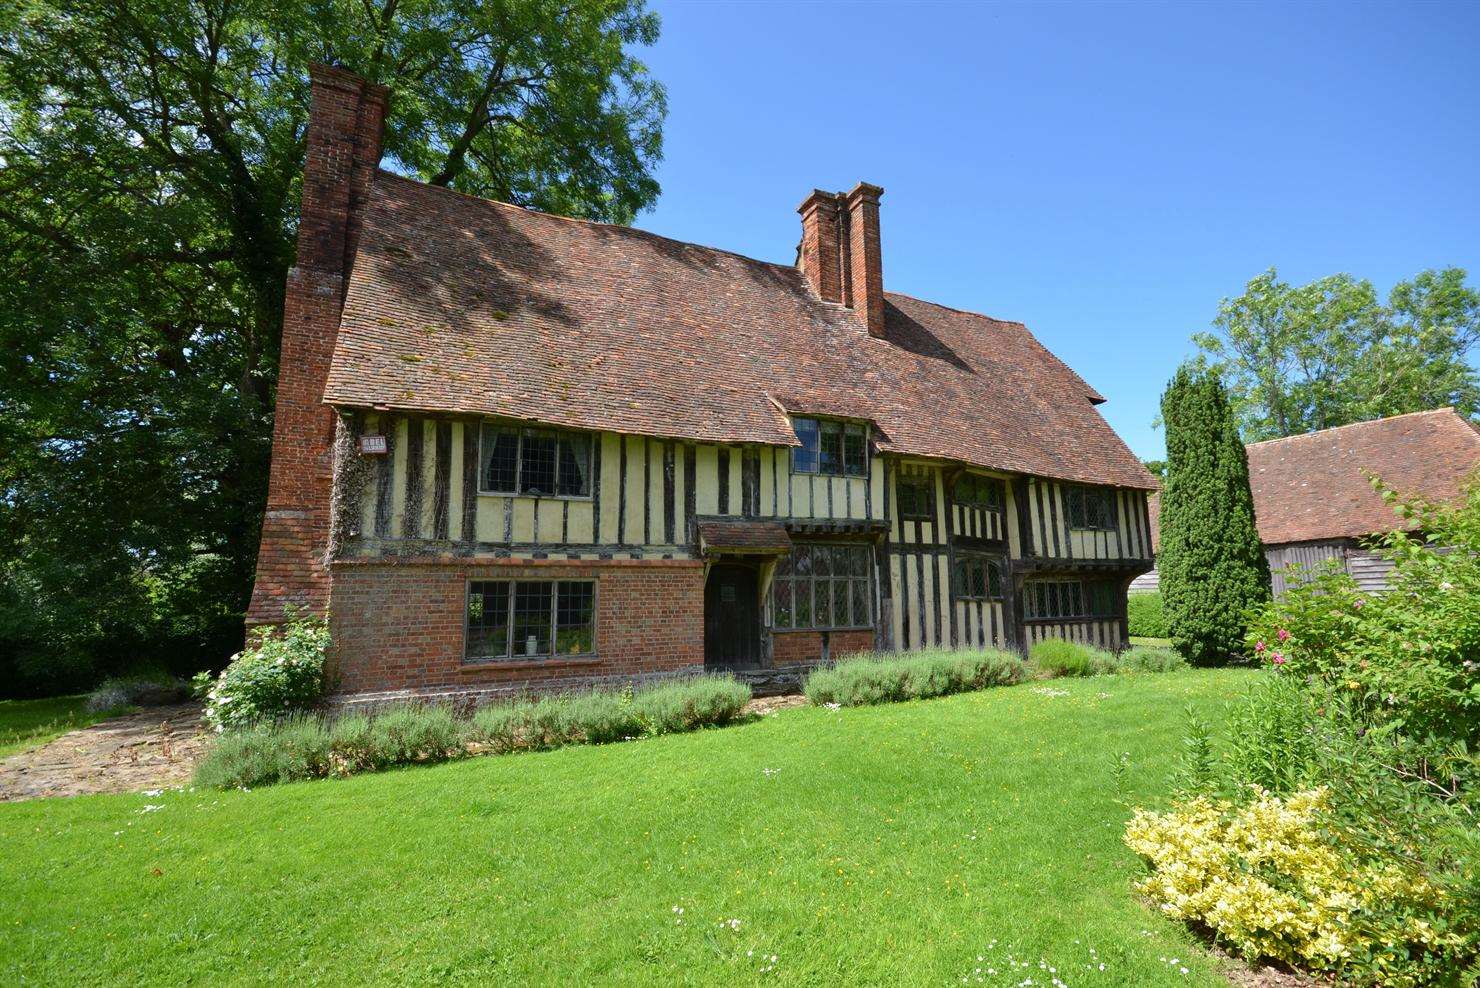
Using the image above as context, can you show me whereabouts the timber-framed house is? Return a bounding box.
[248,66,1157,701]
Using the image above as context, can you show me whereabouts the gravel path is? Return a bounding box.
[0,704,207,802]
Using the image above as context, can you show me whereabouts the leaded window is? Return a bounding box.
[771,543,873,630]
[478,423,592,497]
[954,474,1005,512]
[896,474,935,521]
[1064,485,1116,531]
[954,551,1004,601]
[1023,578,1118,619]
[466,579,596,661]
[791,417,867,476]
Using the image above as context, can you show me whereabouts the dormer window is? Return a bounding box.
[791,417,867,476]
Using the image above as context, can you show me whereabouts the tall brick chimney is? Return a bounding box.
[246,65,388,626]
[797,190,844,304]
[844,182,885,337]
[796,182,886,337]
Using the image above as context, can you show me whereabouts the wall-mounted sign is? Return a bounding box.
[359,434,388,455]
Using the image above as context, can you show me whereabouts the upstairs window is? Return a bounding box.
[954,551,1004,601]
[1024,578,1117,619]
[479,423,592,497]
[896,473,936,521]
[791,417,867,476]
[1065,485,1116,531]
[954,474,1005,512]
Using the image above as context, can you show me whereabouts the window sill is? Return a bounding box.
[1067,526,1117,533]
[460,656,602,673]
[475,491,594,502]
[771,626,874,634]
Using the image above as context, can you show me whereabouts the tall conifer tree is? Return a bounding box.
[1159,366,1271,664]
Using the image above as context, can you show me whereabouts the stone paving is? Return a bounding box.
[0,704,208,802]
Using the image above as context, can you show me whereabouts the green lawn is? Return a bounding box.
[0,695,117,758]
[1129,636,1174,647]
[0,669,1251,986]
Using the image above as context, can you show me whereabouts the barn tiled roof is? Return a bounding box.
[1245,408,1480,545]
[1147,408,1480,550]
[324,172,1157,490]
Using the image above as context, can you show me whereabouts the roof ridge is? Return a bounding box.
[883,289,1023,327]
[1246,407,1460,448]
[373,169,804,279]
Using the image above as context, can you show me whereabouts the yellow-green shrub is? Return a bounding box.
[1124,789,1474,987]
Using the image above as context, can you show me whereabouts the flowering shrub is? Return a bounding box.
[197,618,331,731]
[1247,476,1480,748]
[1125,789,1475,987]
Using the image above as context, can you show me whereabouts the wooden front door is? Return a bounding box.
[704,563,761,670]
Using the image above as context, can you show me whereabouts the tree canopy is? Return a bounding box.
[1193,267,1480,441]
[0,0,666,694]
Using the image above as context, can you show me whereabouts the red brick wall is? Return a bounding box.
[328,558,705,695]
[772,629,875,667]
[247,65,389,626]
[845,183,885,337]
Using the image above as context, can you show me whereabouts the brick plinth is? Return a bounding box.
[328,558,705,696]
[772,629,875,666]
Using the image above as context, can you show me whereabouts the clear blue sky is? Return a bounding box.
[633,1,1480,460]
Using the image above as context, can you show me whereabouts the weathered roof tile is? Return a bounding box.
[325,173,1157,490]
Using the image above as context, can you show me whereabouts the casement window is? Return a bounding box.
[1064,485,1116,531]
[1023,578,1118,620]
[479,423,592,497]
[896,474,936,521]
[466,579,596,661]
[791,417,867,476]
[953,473,1005,512]
[771,543,873,630]
[954,551,1004,601]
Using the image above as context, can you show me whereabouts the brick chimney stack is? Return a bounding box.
[797,182,886,337]
[796,190,844,304]
[844,182,885,337]
[246,65,388,626]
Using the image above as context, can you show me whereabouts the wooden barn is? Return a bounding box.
[1131,408,1480,597]
[248,66,1157,703]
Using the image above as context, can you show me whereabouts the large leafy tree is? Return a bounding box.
[0,0,665,694]
[1158,366,1271,666]
[1193,267,1480,441]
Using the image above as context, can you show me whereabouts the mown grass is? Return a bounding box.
[0,669,1250,986]
[0,695,125,758]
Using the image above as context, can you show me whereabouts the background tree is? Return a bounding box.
[0,0,666,695]
[1193,267,1480,441]
[1158,365,1271,665]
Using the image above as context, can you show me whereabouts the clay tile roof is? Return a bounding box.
[324,172,1157,490]
[1146,408,1480,551]
[1246,408,1480,544]
[697,519,793,553]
